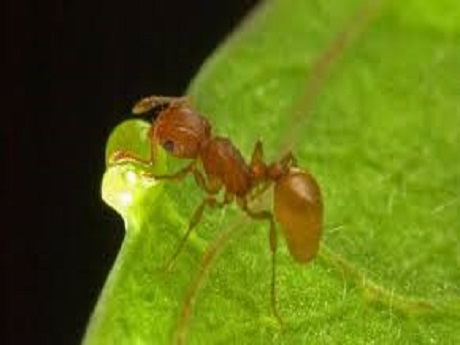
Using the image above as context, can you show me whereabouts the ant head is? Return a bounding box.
[153,104,211,159]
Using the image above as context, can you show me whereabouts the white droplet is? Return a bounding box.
[126,170,137,184]
[119,191,133,208]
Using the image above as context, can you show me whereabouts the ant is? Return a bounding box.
[102,2,390,343]
[110,95,323,323]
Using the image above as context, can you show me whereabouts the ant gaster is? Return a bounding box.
[111,95,323,322]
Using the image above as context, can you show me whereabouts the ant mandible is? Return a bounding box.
[110,95,323,323]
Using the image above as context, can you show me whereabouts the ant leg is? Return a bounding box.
[110,126,197,182]
[268,220,281,326]
[192,169,208,191]
[250,140,264,168]
[164,194,230,271]
[109,150,153,167]
[191,168,223,195]
[267,151,298,180]
[241,202,283,325]
[278,151,297,168]
[109,136,159,169]
[110,151,195,182]
[139,161,196,183]
[249,140,269,185]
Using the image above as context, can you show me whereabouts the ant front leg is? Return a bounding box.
[139,161,196,182]
[109,150,153,169]
[240,200,283,326]
[110,139,197,184]
[164,193,232,272]
[109,135,159,171]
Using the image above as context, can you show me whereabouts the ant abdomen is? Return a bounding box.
[274,168,323,263]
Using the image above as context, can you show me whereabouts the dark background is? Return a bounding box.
[5,1,259,343]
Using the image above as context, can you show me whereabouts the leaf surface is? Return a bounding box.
[84,0,460,344]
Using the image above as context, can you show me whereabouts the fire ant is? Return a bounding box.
[110,95,323,323]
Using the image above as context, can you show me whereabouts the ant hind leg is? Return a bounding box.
[241,201,283,326]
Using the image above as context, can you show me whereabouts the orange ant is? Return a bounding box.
[104,1,388,342]
[110,95,323,323]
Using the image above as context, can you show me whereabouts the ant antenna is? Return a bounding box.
[132,95,188,121]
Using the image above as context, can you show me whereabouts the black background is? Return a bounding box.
[5,1,259,344]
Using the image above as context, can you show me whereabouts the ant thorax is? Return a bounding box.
[199,136,252,197]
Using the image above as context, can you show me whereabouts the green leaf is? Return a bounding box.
[84,0,460,344]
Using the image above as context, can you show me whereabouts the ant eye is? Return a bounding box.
[162,139,175,153]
